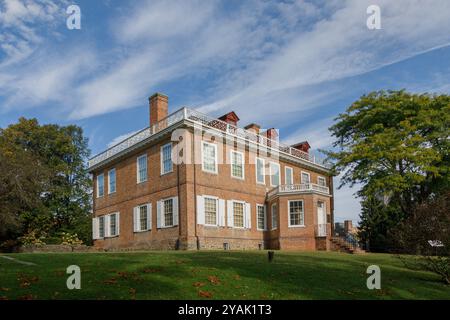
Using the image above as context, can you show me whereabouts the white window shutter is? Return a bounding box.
[116,212,120,235]
[218,199,225,226]
[264,205,267,230]
[173,197,179,226]
[197,195,205,225]
[157,200,162,228]
[92,217,98,240]
[245,203,251,229]
[147,203,152,230]
[104,215,111,237]
[227,200,233,227]
[133,207,139,232]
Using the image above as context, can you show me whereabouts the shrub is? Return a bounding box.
[60,232,83,246]
[19,230,46,246]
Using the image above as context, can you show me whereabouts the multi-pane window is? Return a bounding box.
[257,205,266,230]
[163,199,174,227]
[99,216,105,238]
[108,169,116,194]
[204,197,217,225]
[256,157,265,184]
[137,154,147,183]
[270,162,280,186]
[110,213,117,236]
[289,200,304,226]
[139,205,148,231]
[202,142,217,173]
[285,167,293,185]
[233,202,244,228]
[318,176,326,187]
[161,143,172,174]
[231,151,244,179]
[271,204,278,229]
[97,174,104,197]
[301,172,310,184]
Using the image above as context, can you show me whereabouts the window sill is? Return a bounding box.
[158,225,178,229]
[231,175,245,181]
[134,229,151,233]
[202,169,218,175]
[105,235,119,238]
[160,170,173,176]
[288,225,305,228]
[137,180,148,185]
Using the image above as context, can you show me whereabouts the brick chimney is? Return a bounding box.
[344,220,353,234]
[264,128,278,141]
[244,123,261,134]
[149,93,168,126]
[218,111,239,126]
[291,141,311,153]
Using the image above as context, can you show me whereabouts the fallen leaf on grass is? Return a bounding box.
[129,288,137,300]
[0,288,10,292]
[143,268,162,273]
[192,282,205,288]
[18,294,36,300]
[198,290,213,298]
[233,275,241,280]
[103,278,117,285]
[207,276,221,285]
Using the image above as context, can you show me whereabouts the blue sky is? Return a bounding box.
[1,0,450,223]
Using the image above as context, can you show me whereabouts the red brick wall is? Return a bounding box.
[92,127,333,251]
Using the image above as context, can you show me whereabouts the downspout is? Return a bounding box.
[193,128,200,249]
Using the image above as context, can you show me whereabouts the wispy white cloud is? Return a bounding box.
[107,130,139,148]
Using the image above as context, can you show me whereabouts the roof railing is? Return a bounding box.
[88,107,330,169]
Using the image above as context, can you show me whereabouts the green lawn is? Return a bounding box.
[0,251,448,300]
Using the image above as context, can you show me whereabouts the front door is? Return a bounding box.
[317,201,327,236]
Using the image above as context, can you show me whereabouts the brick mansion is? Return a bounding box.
[89,93,334,250]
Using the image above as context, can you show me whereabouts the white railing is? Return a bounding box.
[267,183,330,198]
[184,109,329,167]
[88,108,186,168]
[88,107,331,169]
[316,224,328,237]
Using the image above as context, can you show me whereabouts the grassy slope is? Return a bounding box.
[0,251,448,300]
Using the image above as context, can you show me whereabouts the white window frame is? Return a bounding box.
[203,196,219,226]
[271,203,278,230]
[301,171,311,184]
[108,168,116,194]
[255,157,265,185]
[201,141,218,174]
[109,212,119,237]
[160,143,173,175]
[269,162,281,187]
[317,176,327,187]
[159,196,178,228]
[137,154,148,183]
[230,150,245,180]
[98,216,105,238]
[231,200,246,229]
[285,166,293,185]
[256,204,267,231]
[135,203,151,232]
[288,199,305,228]
[96,173,104,198]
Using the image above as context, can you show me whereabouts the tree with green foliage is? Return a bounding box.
[326,90,450,251]
[0,118,92,246]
